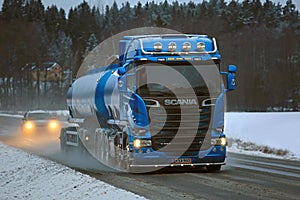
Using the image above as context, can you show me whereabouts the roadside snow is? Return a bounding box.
[225,112,300,158]
[0,113,23,118]
[0,142,146,200]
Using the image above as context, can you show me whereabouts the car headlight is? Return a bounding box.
[24,121,34,130]
[134,139,152,148]
[48,120,58,129]
[211,137,227,146]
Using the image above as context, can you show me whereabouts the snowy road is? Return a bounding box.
[1,115,300,199]
[83,152,300,200]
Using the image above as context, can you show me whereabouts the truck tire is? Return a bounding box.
[78,137,88,157]
[60,128,67,153]
[206,165,221,172]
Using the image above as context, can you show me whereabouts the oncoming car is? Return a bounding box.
[21,110,60,135]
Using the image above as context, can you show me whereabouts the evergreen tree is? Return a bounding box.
[1,0,25,22]
[24,0,45,22]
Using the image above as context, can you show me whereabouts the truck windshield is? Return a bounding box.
[136,63,222,96]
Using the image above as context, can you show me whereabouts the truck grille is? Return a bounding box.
[148,97,212,156]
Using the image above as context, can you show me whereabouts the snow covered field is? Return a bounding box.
[225,112,300,158]
[0,142,146,200]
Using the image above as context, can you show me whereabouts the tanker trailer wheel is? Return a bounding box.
[104,134,111,161]
[78,137,88,157]
[94,131,101,159]
[59,128,68,154]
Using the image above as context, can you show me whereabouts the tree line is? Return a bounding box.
[0,0,299,111]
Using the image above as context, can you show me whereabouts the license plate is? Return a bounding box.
[173,158,192,164]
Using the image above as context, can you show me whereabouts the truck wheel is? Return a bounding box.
[78,139,88,157]
[104,134,110,161]
[206,165,221,172]
[60,128,67,153]
[94,132,101,159]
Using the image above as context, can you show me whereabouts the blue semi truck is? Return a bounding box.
[60,34,236,173]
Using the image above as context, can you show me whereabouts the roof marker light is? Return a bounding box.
[154,42,163,51]
[168,42,177,52]
[182,42,191,52]
[197,42,206,51]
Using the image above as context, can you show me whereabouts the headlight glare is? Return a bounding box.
[25,121,34,129]
[49,120,58,129]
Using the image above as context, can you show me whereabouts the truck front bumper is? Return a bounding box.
[129,146,226,168]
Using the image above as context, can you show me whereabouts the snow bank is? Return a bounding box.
[0,113,23,118]
[225,112,300,158]
[0,142,146,200]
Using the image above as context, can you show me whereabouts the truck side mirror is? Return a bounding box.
[112,66,126,77]
[227,65,236,91]
[228,65,236,73]
[118,67,126,76]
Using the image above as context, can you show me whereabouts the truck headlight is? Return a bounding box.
[211,137,227,146]
[134,139,152,148]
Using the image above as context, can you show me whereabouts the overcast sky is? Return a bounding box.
[0,0,299,13]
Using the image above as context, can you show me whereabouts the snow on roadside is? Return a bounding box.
[225,112,300,158]
[0,113,23,118]
[0,142,146,200]
[227,139,299,160]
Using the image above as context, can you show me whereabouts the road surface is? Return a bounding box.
[1,115,299,200]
